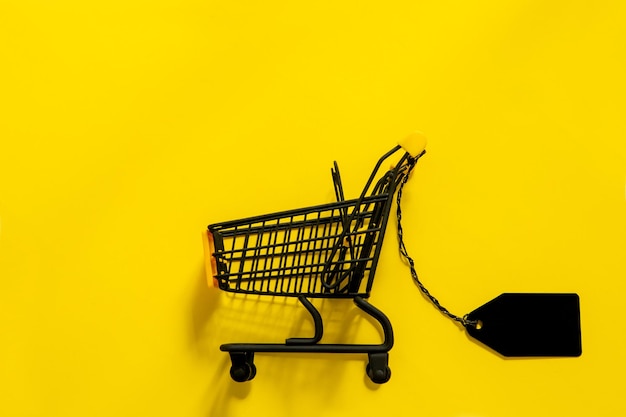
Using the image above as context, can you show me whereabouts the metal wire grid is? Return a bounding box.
[209,194,388,297]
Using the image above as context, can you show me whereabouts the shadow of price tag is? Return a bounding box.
[465,293,582,357]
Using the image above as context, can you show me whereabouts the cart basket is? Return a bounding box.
[205,141,424,299]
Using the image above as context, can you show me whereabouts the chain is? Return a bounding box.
[396,153,478,329]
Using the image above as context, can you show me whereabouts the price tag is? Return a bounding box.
[465,293,582,357]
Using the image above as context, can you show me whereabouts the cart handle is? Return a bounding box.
[357,131,426,202]
[399,131,428,158]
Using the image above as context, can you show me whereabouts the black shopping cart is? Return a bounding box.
[202,134,426,384]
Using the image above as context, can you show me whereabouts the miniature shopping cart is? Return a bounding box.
[202,134,427,384]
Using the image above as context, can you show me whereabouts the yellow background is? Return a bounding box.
[1,1,625,416]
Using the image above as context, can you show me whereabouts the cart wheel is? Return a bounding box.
[228,352,257,382]
[230,363,257,382]
[366,363,391,384]
[366,352,391,384]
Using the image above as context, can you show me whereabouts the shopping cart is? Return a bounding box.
[202,134,427,384]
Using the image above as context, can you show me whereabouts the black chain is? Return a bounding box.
[396,152,478,328]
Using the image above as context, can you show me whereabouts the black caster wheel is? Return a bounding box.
[228,352,256,382]
[366,363,391,384]
[230,363,257,382]
[366,352,391,384]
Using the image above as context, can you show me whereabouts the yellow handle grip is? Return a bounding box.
[398,131,427,157]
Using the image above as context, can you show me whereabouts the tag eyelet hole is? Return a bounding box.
[474,320,483,330]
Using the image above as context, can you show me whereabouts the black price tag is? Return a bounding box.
[465,293,582,357]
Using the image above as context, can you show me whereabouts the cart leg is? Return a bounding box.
[286,296,324,345]
[354,297,393,384]
[366,352,391,384]
[353,296,394,351]
[228,351,257,382]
